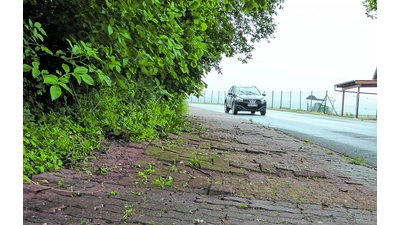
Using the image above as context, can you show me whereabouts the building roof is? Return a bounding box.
[334,79,377,91]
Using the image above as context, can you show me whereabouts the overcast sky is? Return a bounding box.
[202,0,377,92]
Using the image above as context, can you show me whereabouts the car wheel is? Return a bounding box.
[260,110,266,116]
[233,103,238,115]
[224,102,230,113]
[251,111,255,114]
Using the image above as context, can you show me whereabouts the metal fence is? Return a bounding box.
[186,90,377,119]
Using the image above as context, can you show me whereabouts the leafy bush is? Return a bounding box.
[22,0,282,178]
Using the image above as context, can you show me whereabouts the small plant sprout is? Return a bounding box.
[57,178,64,186]
[123,204,134,222]
[303,139,311,144]
[99,165,108,175]
[238,203,248,209]
[350,157,367,166]
[169,166,178,172]
[138,171,148,181]
[109,190,117,196]
[144,163,155,175]
[153,176,173,188]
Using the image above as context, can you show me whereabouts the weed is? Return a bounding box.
[187,156,203,168]
[123,204,134,222]
[183,182,189,188]
[57,178,64,186]
[169,166,178,172]
[109,190,117,196]
[237,203,248,209]
[350,157,367,166]
[141,194,147,203]
[83,169,93,176]
[138,171,148,181]
[303,139,311,144]
[144,163,155,175]
[153,176,173,188]
[327,150,334,155]
[99,165,108,175]
[214,181,223,185]
[131,191,141,196]
[267,188,277,196]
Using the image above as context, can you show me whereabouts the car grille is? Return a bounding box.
[243,99,260,103]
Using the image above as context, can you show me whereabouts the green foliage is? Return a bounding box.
[23,0,283,178]
[350,157,367,166]
[153,176,173,189]
[363,0,377,19]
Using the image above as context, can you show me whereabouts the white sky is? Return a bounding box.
[202,0,377,92]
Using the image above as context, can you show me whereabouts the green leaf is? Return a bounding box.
[23,64,32,72]
[58,83,73,94]
[116,65,121,73]
[41,45,53,55]
[120,30,132,40]
[103,76,112,86]
[116,74,127,89]
[74,66,88,75]
[50,85,62,100]
[59,74,70,83]
[81,74,94,85]
[32,68,41,78]
[34,22,41,28]
[200,23,207,31]
[43,75,59,85]
[62,64,70,73]
[72,45,82,55]
[108,25,113,35]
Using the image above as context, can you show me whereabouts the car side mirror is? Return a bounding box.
[228,92,233,96]
[262,91,266,96]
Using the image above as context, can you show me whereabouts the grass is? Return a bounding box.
[237,203,249,209]
[349,157,367,166]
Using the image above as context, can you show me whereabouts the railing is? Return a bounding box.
[186,90,377,119]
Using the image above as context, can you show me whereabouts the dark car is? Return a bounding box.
[224,85,267,115]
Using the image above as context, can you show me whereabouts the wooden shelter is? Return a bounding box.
[334,68,377,118]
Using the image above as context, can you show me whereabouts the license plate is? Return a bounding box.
[248,103,257,107]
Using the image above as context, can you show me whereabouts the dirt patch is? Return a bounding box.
[23,106,377,224]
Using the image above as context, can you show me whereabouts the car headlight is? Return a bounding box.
[235,97,243,102]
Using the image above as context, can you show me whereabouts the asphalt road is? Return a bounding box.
[188,103,377,168]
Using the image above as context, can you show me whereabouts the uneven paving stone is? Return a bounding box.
[23,106,377,224]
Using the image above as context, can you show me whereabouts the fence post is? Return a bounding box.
[211,91,213,103]
[218,91,220,104]
[204,91,206,103]
[280,90,283,109]
[289,91,292,109]
[310,90,313,111]
[324,90,328,114]
[299,91,302,110]
[271,91,274,108]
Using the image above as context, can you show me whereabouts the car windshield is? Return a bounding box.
[236,87,260,95]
